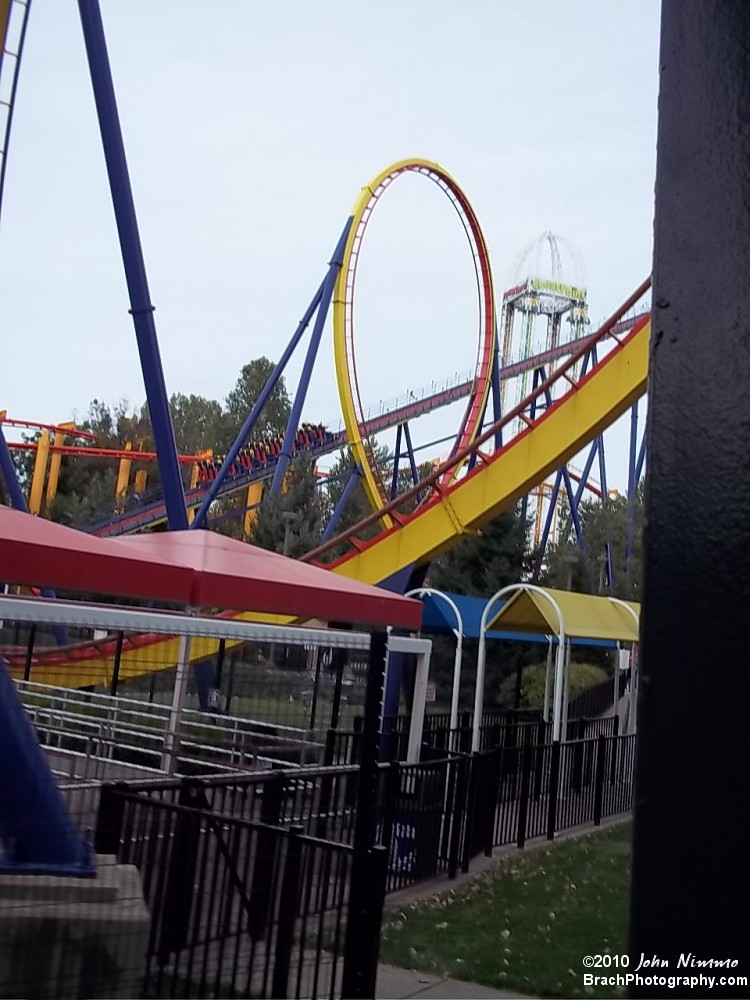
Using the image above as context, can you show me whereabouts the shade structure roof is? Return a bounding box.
[109,527,422,628]
[0,506,422,629]
[486,586,640,642]
[419,590,618,647]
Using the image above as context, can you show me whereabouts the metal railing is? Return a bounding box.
[95,782,382,1000]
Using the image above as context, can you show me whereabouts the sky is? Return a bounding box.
[0,0,660,492]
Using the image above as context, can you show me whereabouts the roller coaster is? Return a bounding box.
[0,4,650,688]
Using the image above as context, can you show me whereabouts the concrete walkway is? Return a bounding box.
[377,964,530,998]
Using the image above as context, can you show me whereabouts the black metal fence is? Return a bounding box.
[567,671,629,721]
[95,778,385,1000]
[332,710,621,765]
[95,725,635,997]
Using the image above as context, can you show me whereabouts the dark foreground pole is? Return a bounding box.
[629,3,750,995]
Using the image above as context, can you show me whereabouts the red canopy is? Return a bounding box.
[111,528,422,628]
[0,506,421,628]
[0,504,186,601]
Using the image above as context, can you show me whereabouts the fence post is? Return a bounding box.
[461,753,480,873]
[23,624,36,683]
[341,844,389,1000]
[448,755,469,879]
[483,750,501,857]
[610,728,619,786]
[459,711,472,753]
[109,631,125,697]
[352,715,363,765]
[271,825,304,1000]
[381,760,400,872]
[250,773,286,939]
[533,721,547,800]
[157,779,205,959]
[93,781,127,855]
[342,631,388,1000]
[593,735,607,826]
[546,741,561,841]
[572,722,586,793]
[516,744,533,849]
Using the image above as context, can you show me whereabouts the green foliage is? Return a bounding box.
[49,399,154,525]
[168,393,225,455]
[252,451,324,557]
[498,661,608,710]
[428,503,531,597]
[324,441,391,540]
[31,358,292,530]
[541,486,644,600]
[224,356,291,443]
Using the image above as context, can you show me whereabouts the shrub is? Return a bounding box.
[498,661,607,709]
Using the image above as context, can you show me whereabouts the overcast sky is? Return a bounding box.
[0,0,660,490]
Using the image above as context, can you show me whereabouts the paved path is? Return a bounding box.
[377,964,530,998]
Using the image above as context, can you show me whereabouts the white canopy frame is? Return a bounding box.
[610,597,641,734]
[475,584,567,750]
[385,634,433,764]
[475,585,641,750]
[405,587,465,746]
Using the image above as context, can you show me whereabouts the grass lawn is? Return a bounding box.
[379,823,632,999]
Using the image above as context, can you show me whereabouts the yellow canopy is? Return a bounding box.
[487,587,640,643]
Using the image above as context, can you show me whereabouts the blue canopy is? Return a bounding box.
[419,591,617,648]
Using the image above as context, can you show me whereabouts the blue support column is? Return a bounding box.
[467,339,504,475]
[532,468,563,580]
[624,402,640,593]
[629,0,750,984]
[0,425,29,514]
[192,278,327,528]
[401,422,422,503]
[520,367,544,530]
[634,434,647,483]
[389,424,403,500]
[78,0,187,530]
[490,337,503,451]
[270,220,352,496]
[539,378,591,586]
[626,401,639,500]
[0,656,91,874]
[565,440,599,533]
[321,465,362,543]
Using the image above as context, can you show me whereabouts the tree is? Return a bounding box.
[498,661,607,710]
[169,393,225,456]
[541,485,644,600]
[323,440,392,541]
[46,399,154,526]
[427,503,531,598]
[224,357,291,445]
[252,452,324,557]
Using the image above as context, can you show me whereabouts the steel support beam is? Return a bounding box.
[629,2,750,990]
[192,278,326,527]
[78,0,187,529]
[321,465,362,543]
[270,219,352,496]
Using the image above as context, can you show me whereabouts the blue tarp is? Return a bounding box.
[419,591,617,648]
